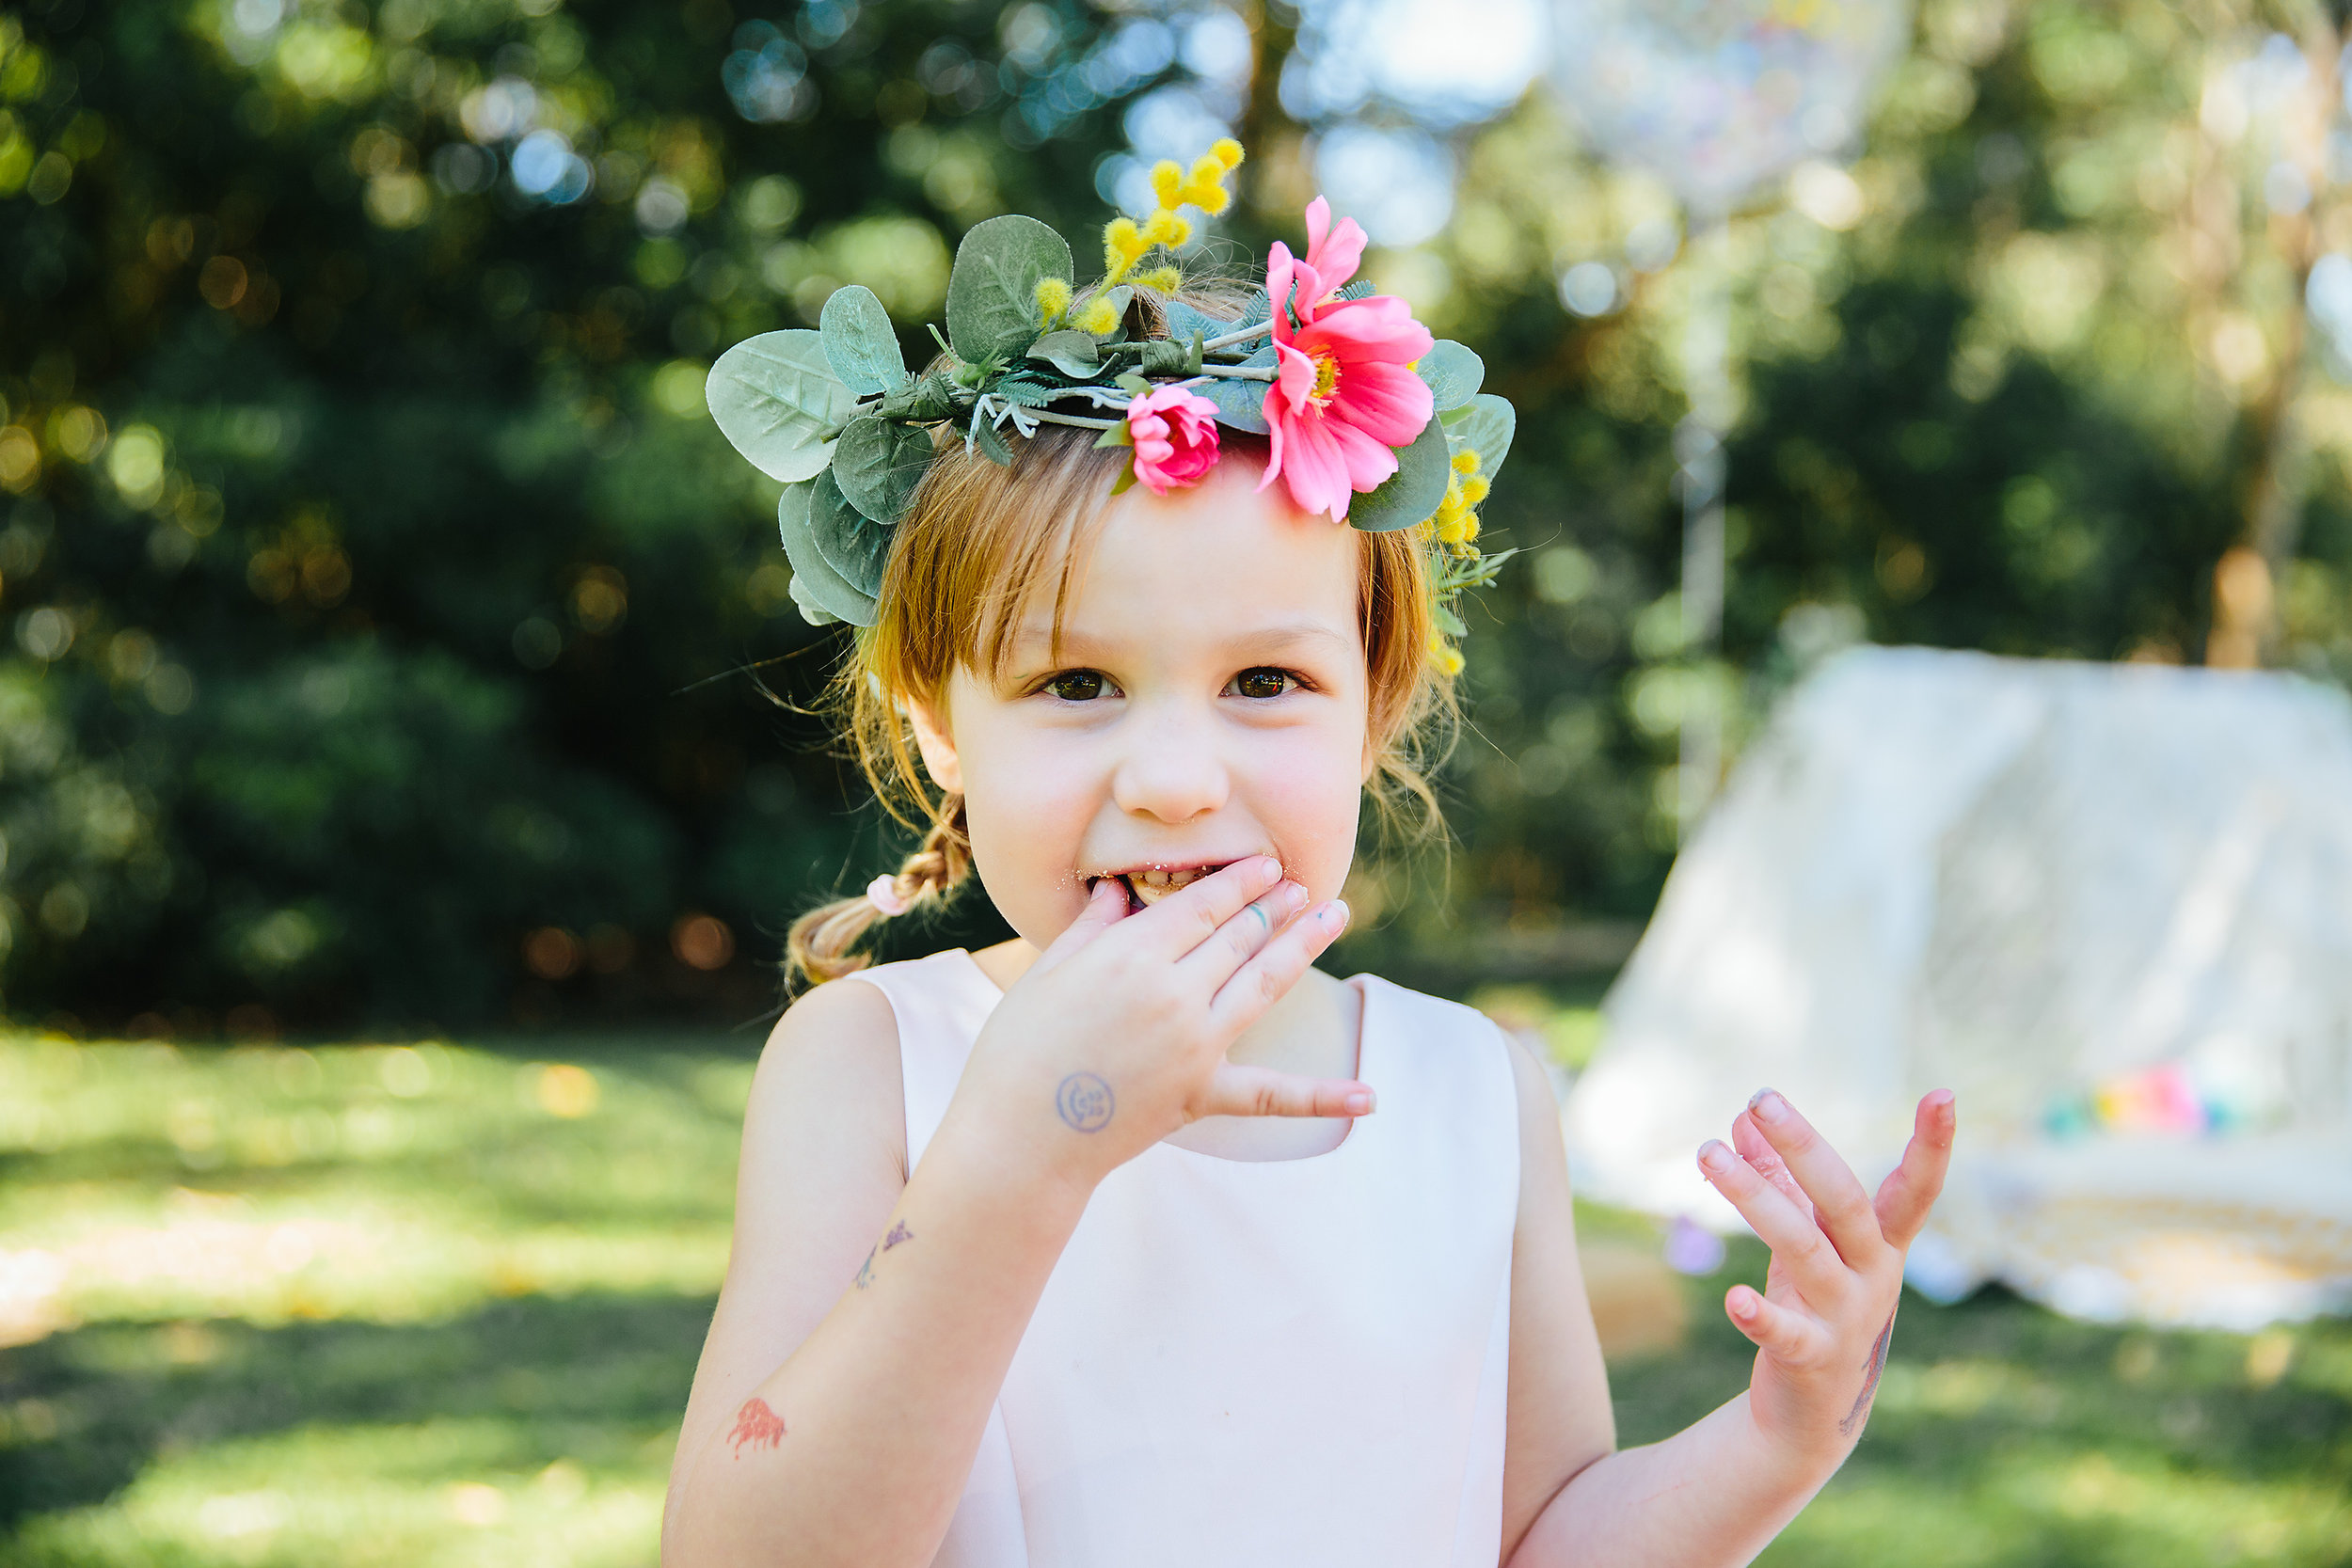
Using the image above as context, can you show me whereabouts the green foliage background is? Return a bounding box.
[3,0,2346,1030]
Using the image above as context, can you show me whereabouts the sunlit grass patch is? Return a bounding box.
[6,1418,667,1568]
[5,1030,2349,1567]
[1609,1236,2352,1568]
[0,1034,751,1340]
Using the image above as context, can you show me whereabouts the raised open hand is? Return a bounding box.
[1696,1087,1957,1459]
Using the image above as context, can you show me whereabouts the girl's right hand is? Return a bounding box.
[945,856,1365,1192]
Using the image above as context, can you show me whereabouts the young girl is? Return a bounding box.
[663,150,1956,1567]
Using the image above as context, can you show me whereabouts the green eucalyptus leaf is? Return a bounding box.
[1027,329,1102,377]
[1347,416,1451,532]
[1199,341,1275,434]
[808,466,893,597]
[777,478,878,626]
[1451,393,1517,481]
[818,285,908,397]
[879,369,959,421]
[787,572,844,626]
[834,416,933,524]
[707,331,860,483]
[946,214,1073,365]
[1415,341,1484,412]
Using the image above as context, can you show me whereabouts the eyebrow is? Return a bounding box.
[1008,620,1354,664]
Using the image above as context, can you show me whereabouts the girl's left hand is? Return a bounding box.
[1697,1087,1957,1465]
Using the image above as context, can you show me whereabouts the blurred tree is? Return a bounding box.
[9,0,2352,1026]
[1301,0,2352,972]
[0,0,1181,1029]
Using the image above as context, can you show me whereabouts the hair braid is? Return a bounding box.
[784,796,973,990]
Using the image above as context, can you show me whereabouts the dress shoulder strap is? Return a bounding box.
[1352,974,1524,1200]
[842,949,1001,1170]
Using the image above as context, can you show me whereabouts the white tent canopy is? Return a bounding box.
[1564,646,2352,1329]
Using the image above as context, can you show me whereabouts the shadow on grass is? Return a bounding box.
[0,1292,714,1534]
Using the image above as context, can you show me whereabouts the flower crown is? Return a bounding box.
[704,141,1515,673]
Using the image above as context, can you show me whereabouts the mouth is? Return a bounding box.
[1089,861,1244,912]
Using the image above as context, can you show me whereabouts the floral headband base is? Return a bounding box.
[705,142,1515,666]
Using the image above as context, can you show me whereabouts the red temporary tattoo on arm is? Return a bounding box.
[726,1397,787,1457]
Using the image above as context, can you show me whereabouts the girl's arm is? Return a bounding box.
[1502,1075,1957,1568]
[660,862,1369,1568]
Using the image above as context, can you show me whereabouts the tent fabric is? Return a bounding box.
[1563,646,2352,1329]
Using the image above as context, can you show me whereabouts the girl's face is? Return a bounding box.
[910,451,1370,949]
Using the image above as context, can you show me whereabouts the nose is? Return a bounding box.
[1108,696,1230,825]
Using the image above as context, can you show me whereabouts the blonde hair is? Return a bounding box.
[786,300,1456,987]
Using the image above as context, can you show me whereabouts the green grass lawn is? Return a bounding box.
[2,1031,2347,1567]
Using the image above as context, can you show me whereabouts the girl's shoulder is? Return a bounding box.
[749,961,914,1177]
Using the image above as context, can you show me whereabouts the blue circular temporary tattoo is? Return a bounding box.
[1056,1071,1115,1132]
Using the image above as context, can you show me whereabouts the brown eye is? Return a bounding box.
[1232,668,1292,700]
[1045,670,1106,701]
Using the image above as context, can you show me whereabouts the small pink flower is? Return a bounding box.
[1124,384,1222,496]
[1257,198,1434,522]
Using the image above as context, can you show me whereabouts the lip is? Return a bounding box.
[1090,857,1252,881]
[1083,855,1275,911]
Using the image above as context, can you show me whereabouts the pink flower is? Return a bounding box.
[1256,198,1434,522]
[1124,384,1222,496]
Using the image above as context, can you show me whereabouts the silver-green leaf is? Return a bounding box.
[834,416,934,525]
[1199,341,1275,434]
[707,331,860,483]
[1027,329,1102,378]
[818,285,908,397]
[777,477,879,626]
[946,214,1073,365]
[1347,416,1451,532]
[1415,340,1484,412]
[1450,393,1516,481]
[808,466,893,599]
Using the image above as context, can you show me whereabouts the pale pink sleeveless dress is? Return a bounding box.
[847,948,1522,1568]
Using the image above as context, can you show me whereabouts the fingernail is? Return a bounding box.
[1321,898,1350,929]
[1253,855,1282,881]
[1749,1088,1789,1123]
[1345,1089,1374,1116]
[1279,880,1309,909]
[1697,1139,1733,1175]
[1730,1288,1757,1320]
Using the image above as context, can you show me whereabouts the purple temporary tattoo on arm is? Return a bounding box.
[1056,1071,1114,1132]
[852,1245,875,1290]
[1839,1313,1897,1436]
[882,1220,913,1250]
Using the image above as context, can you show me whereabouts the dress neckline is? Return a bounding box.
[945,947,1376,1170]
